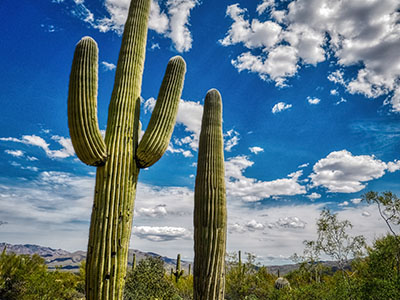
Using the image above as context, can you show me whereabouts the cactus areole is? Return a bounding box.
[67,0,186,298]
[193,89,227,300]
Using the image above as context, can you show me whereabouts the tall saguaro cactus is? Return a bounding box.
[193,89,227,300]
[67,0,186,299]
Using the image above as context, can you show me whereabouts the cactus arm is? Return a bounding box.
[194,89,227,300]
[68,37,107,166]
[136,56,186,168]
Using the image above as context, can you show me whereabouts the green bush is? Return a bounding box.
[0,250,83,300]
[124,256,178,300]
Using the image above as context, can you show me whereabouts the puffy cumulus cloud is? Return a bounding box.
[330,89,339,96]
[229,219,265,233]
[143,97,157,114]
[166,0,198,52]
[310,150,400,193]
[351,198,362,205]
[133,226,191,241]
[101,61,116,71]
[307,192,321,200]
[272,102,292,113]
[136,204,168,217]
[166,143,193,157]
[232,46,298,87]
[307,97,320,105]
[220,4,282,49]
[225,155,306,202]
[0,134,74,159]
[275,216,306,229]
[175,99,203,150]
[256,0,275,15]
[68,0,198,52]
[224,129,240,152]
[221,0,400,110]
[249,146,264,154]
[5,150,24,157]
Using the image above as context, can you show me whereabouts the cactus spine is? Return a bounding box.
[172,253,184,283]
[67,0,186,298]
[193,89,227,300]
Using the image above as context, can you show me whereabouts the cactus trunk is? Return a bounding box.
[67,0,185,299]
[193,89,227,300]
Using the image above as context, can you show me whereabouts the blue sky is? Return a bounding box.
[1,0,400,264]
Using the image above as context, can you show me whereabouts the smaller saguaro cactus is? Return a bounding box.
[132,253,137,270]
[194,89,227,300]
[188,264,191,276]
[172,254,184,283]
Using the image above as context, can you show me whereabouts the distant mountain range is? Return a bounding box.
[0,242,190,273]
[1,242,344,276]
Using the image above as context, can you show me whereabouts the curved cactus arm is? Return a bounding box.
[194,89,227,300]
[68,37,107,166]
[136,56,186,168]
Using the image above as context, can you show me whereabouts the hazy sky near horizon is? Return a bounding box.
[1,0,400,264]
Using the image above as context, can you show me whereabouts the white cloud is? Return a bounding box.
[249,146,264,154]
[150,42,160,50]
[226,155,306,202]
[272,102,292,113]
[307,192,321,200]
[1,167,395,264]
[143,97,157,114]
[149,0,169,34]
[133,226,191,241]
[351,198,362,204]
[220,4,282,50]
[275,216,306,229]
[101,61,116,71]
[221,0,400,111]
[246,219,265,231]
[0,135,75,159]
[166,0,198,52]
[335,97,347,105]
[310,149,400,193]
[256,0,275,15]
[137,204,168,217]
[307,97,320,105]
[175,99,203,150]
[330,89,339,96]
[69,0,198,52]
[338,201,349,207]
[224,129,240,152]
[298,163,309,168]
[5,150,24,157]
[362,211,371,217]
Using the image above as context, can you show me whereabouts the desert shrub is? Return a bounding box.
[0,250,83,300]
[124,256,178,300]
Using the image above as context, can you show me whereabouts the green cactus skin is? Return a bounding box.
[172,253,184,283]
[67,0,186,298]
[193,89,227,300]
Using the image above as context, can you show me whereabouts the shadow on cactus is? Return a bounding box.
[67,0,186,299]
